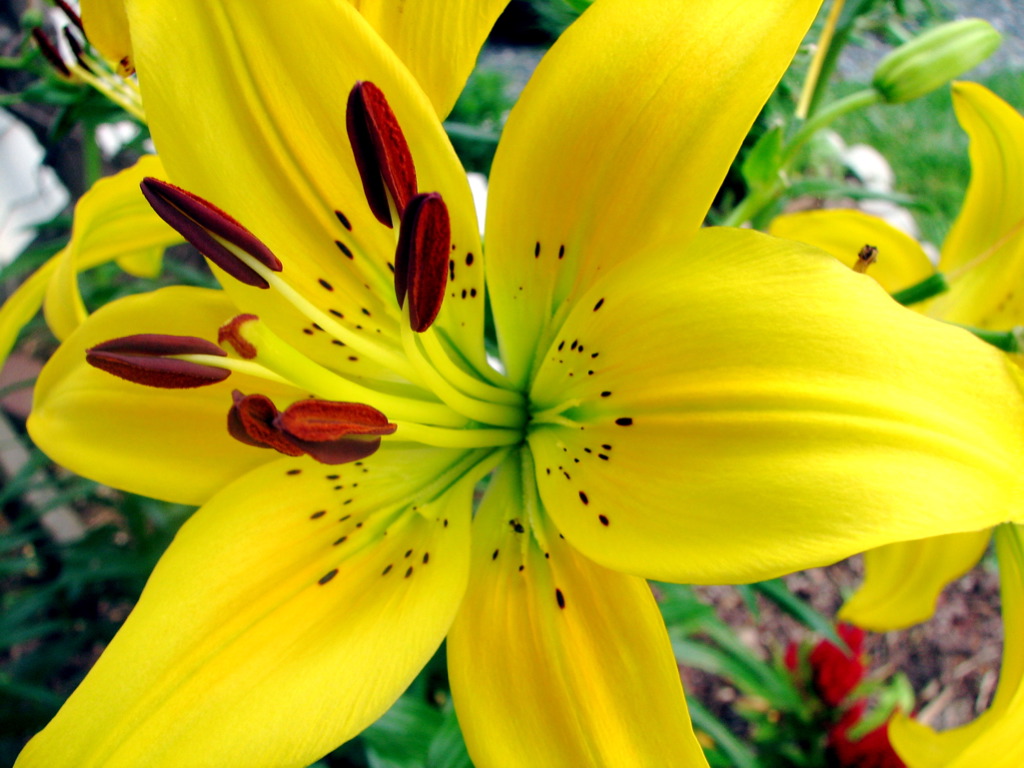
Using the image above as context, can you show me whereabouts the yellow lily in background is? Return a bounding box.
[14,3,1024,767]
[888,523,1024,767]
[769,82,1024,631]
[0,155,179,371]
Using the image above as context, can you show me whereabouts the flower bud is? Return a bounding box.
[872,19,1001,104]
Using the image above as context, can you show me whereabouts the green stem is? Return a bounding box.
[890,273,948,306]
[780,88,882,166]
[953,325,1020,354]
[723,88,883,227]
[82,122,102,188]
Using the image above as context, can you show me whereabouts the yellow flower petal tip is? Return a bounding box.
[14,2,1024,766]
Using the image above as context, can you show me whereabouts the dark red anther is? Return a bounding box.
[228,391,396,465]
[62,28,93,74]
[31,28,70,78]
[87,334,229,389]
[217,314,259,359]
[228,391,304,455]
[346,81,417,228]
[394,192,451,333]
[55,0,85,32]
[277,400,398,440]
[140,178,282,288]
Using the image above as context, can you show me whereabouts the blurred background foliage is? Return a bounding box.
[0,0,1021,765]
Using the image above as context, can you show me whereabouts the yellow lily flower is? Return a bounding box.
[769,82,1024,631]
[888,523,1024,767]
[14,3,1024,767]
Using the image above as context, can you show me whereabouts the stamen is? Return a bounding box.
[87,334,229,389]
[276,400,397,441]
[227,391,296,450]
[140,178,282,288]
[228,391,396,465]
[853,244,878,274]
[346,81,417,227]
[31,28,71,78]
[54,0,85,31]
[395,192,450,332]
[62,28,93,75]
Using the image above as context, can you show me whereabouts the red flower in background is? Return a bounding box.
[788,624,906,768]
[827,703,905,768]
[810,624,866,707]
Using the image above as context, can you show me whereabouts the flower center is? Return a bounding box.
[85,80,529,465]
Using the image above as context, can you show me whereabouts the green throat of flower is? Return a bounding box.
[83,80,576,466]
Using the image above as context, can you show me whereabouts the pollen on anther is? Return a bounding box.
[598,514,610,526]
[318,569,339,585]
[310,510,326,520]
[555,588,566,609]
[616,417,633,426]
[579,491,589,504]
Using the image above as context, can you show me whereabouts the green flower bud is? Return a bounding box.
[873,19,1001,104]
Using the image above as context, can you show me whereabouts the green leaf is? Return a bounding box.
[687,696,759,768]
[363,695,441,768]
[752,579,844,648]
[741,125,784,189]
[426,702,472,768]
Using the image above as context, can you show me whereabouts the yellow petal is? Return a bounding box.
[126,0,489,381]
[527,228,1024,583]
[44,155,178,341]
[447,456,707,767]
[29,286,302,505]
[839,529,991,631]
[890,524,1024,768]
[81,0,133,73]
[768,209,935,296]
[930,83,1024,329]
[485,0,822,388]
[347,0,509,118]
[16,447,473,768]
